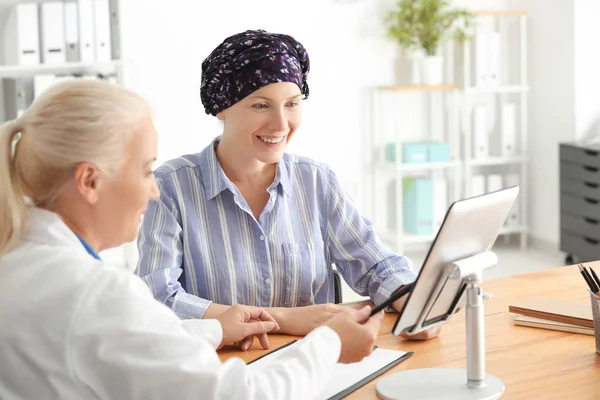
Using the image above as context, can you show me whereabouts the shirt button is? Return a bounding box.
[265,278,271,284]
[260,235,265,241]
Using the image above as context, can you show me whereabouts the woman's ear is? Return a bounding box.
[216,111,225,121]
[73,162,104,204]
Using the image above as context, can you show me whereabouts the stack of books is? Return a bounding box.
[509,297,594,336]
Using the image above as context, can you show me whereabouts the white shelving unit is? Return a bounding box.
[363,10,529,253]
[0,0,126,123]
[462,10,529,249]
[366,85,462,254]
[0,0,134,270]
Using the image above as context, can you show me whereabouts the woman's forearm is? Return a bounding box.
[203,302,232,319]
[263,307,289,332]
[204,304,357,337]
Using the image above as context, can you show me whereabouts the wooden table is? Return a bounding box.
[219,264,600,399]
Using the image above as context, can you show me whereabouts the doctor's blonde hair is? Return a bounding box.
[0,80,150,256]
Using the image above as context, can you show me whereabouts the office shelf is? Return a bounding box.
[377,84,461,92]
[0,60,122,78]
[465,85,529,94]
[466,157,526,167]
[376,160,461,173]
[380,225,528,248]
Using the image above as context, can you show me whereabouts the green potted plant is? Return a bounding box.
[386,0,473,85]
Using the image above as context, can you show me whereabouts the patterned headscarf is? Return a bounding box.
[200,29,310,116]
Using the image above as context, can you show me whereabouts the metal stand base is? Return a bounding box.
[376,368,504,400]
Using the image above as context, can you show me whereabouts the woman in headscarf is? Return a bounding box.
[0,79,384,400]
[137,29,439,339]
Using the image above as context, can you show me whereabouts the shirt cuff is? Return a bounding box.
[373,269,418,312]
[304,326,341,363]
[170,291,212,320]
[180,319,223,349]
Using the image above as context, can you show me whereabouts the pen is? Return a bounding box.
[370,281,415,316]
[578,264,599,293]
[586,264,600,289]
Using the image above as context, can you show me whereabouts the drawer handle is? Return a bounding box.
[584,237,599,245]
[584,150,599,157]
[583,166,599,172]
[584,217,599,225]
[584,197,599,204]
[584,182,599,189]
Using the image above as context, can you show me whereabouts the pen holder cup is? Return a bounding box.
[589,290,600,355]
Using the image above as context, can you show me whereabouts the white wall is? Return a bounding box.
[504,0,575,246]
[505,0,600,247]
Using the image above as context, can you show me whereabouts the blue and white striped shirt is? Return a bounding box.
[136,137,416,319]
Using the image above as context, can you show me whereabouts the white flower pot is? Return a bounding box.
[421,55,444,85]
[410,51,424,84]
[395,50,424,85]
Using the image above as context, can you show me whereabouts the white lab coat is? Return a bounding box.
[0,208,341,400]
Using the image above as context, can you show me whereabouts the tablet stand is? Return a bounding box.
[376,251,504,400]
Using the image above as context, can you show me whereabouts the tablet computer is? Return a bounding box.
[391,186,519,336]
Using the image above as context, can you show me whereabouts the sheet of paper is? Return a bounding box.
[249,344,408,399]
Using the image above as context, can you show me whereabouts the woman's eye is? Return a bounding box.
[287,101,298,107]
[253,103,267,109]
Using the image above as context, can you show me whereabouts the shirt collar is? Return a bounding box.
[199,136,292,199]
[75,235,102,260]
[272,156,291,197]
[24,208,103,262]
[198,137,228,200]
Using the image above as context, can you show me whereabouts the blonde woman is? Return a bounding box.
[0,80,384,400]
